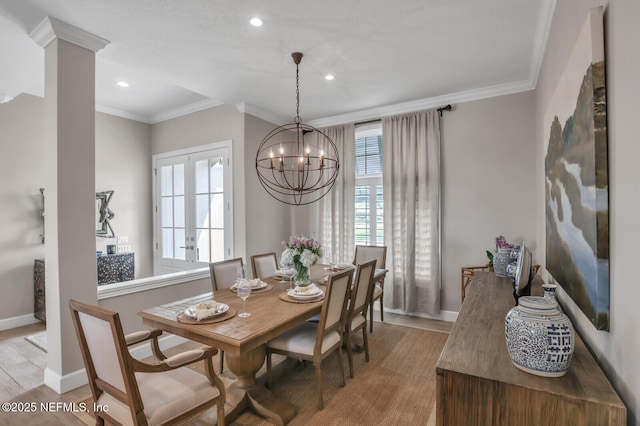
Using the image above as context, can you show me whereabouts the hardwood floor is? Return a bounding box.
[0,313,451,425]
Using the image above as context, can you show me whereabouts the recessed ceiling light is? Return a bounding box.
[116,81,129,87]
[325,74,335,81]
[250,17,263,27]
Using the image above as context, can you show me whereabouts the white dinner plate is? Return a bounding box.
[287,288,324,300]
[184,303,229,320]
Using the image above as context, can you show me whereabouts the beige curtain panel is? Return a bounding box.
[315,123,356,264]
[382,109,441,315]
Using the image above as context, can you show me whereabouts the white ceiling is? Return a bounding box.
[0,0,555,125]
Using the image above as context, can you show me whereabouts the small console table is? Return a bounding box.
[33,253,135,321]
[436,272,626,425]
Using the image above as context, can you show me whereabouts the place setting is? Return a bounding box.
[279,282,325,304]
[230,277,273,293]
[177,299,236,324]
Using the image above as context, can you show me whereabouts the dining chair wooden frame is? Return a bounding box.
[209,257,244,373]
[344,259,377,378]
[352,245,387,332]
[265,269,352,410]
[69,299,226,426]
[250,252,278,279]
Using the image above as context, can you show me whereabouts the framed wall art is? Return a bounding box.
[544,6,609,330]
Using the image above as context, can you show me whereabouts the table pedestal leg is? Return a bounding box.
[204,345,296,425]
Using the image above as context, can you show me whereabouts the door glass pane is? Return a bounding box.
[162,229,173,258]
[196,194,210,228]
[196,228,210,262]
[210,158,224,192]
[195,159,209,194]
[174,229,186,260]
[174,164,185,196]
[161,197,173,227]
[210,229,224,262]
[174,195,185,227]
[161,166,173,196]
[210,193,224,228]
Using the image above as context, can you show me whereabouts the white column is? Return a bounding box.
[30,17,109,393]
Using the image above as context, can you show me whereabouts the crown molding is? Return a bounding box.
[308,79,534,128]
[237,102,287,126]
[95,104,151,124]
[149,98,224,124]
[529,0,557,87]
[29,16,110,52]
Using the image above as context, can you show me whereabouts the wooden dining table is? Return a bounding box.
[137,264,345,425]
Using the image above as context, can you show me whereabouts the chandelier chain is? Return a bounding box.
[295,62,300,123]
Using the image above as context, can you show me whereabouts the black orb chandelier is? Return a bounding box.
[255,52,340,206]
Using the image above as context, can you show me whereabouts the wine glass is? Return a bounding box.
[279,257,292,284]
[236,264,246,285]
[237,279,251,318]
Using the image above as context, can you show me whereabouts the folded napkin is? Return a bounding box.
[232,278,266,290]
[190,301,220,321]
[293,283,320,295]
[336,263,353,269]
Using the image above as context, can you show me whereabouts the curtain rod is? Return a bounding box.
[354,118,381,126]
[355,104,454,125]
[437,104,452,117]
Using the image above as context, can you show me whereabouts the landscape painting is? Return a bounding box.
[544,7,609,330]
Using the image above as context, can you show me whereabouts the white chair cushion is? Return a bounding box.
[350,314,366,331]
[267,322,341,356]
[98,367,220,426]
[372,284,383,299]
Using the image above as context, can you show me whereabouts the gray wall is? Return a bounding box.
[95,112,152,279]
[0,94,46,320]
[0,95,153,323]
[441,91,537,312]
[243,114,292,269]
[535,0,639,423]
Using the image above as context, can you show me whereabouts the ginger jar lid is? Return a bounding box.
[518,296,559,315]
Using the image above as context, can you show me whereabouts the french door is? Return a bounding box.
[153,142,233,275]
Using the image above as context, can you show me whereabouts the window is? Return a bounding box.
[153,142,233,275]
[355,124,383,246]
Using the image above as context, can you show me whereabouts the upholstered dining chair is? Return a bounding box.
[251,252,278,279]
[352,245,387,332]
[209,257,244,373]
[68,299,226,426]
[344,259,377,378]
[266,269,352,410]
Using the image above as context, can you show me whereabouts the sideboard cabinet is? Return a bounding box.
[436,272,625,425]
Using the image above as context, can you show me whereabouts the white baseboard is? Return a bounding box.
[44,367,89,394]
[0,313,41,331]
[377,306,459,323]
[43,333,188,394]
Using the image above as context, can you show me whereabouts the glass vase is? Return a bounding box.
[294,263,311,286]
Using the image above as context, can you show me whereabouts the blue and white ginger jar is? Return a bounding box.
[505,296,574,377]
